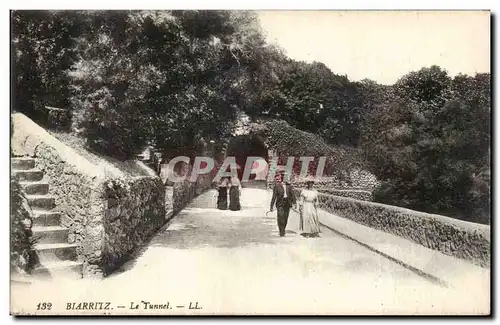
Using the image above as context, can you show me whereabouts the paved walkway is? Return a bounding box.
[11,189,489,315]
[318,208,490,290]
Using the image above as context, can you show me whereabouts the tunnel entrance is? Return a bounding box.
[225,134,269,181]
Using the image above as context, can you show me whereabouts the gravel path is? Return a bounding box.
[11,189,488,315]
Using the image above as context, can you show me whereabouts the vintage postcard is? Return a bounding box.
[9,9,490,316]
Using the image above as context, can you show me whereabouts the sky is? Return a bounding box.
[257,10,490,85]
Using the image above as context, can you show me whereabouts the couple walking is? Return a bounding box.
[216,176,242,211]
[269,173,321,238]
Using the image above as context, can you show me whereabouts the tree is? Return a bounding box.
[11,10,80,129]
[254,59,364,146]
[393,65,452,108]
[11,175,36,275]
[67,10,283,160]
[362,66,491,223]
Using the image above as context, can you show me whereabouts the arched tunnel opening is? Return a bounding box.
[225,134,269,181]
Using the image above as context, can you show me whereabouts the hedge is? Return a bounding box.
[248,119,364,176]
[11,175,36,275]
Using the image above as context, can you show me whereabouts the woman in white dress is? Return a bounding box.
[298,179,321,238]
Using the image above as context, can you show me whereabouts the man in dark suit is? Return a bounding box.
[270,172,296,237]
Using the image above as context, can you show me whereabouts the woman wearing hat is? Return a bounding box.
[216,177,230,210]
[229,174,242,211]
[298,176,321,238]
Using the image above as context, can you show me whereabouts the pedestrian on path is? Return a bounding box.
[270,172,296,237]
[229,175,242,211]
[298,177,321,238]
[216,177,229,210]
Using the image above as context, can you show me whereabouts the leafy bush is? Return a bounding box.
[10,175,36,275]
[11,11,79,131]
[250,118,365,177]
[103,178,132,201]
[361,67,491,224]
[315,188,372,201]
[253,60,364,146]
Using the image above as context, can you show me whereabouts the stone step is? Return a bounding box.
[32,210,61,227]
[12,169,43,182]
[20,182,49,195]
[32,260,83,280]
[27,195,55,211]
[32,226,68,244]
[35,243,78,262]
[11,157,36,170]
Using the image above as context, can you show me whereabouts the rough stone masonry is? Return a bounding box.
[11,113,166,277]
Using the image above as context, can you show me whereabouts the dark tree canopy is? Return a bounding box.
[360,66,490,223]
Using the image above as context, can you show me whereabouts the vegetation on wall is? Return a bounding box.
[250,119,364,178]
[11,11,490,224]
[10,175,36,275]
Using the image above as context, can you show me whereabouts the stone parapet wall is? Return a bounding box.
[293,189,490,268]
[316,189,373,201]
[293,169,380,192]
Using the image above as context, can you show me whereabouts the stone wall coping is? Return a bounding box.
[11,113,158,181]
[302,187,372,194]
[316,191,490,236]
[317,208,490,287]
[12,113,105,179]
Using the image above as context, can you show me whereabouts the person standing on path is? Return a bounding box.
[298,178,321,238]
[216,177,229,210]
[270,172,296,237]
[229,175,242,211]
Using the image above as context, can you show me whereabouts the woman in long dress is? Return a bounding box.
[217,177,229,210]
[298,180,321,237]
[229,176,242,211]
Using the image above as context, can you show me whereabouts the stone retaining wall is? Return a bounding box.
[102,177,165,275]
[296,190,490,267]
[173,164,216,214]
[11,113,166,277]
[173,179,197,214]
[32,143,107,277]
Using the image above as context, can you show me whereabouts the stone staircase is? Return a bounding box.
[11,157,83,280]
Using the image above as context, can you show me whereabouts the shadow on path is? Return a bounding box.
[109,189,288,277]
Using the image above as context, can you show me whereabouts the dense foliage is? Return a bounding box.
[12,10,365,156]
[11,11,490,223]
[12,10,283,159]
[11,10,79,130]
[250,119,364,178]
[252,60,364,146]
[11,175,36,274]
[361,66,490,223]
